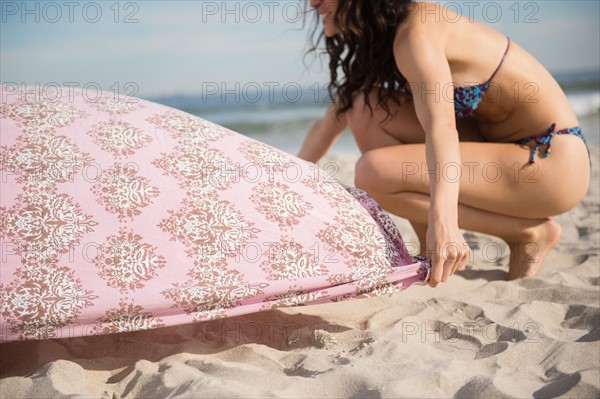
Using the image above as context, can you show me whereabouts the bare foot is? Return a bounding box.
[507,219,563,280]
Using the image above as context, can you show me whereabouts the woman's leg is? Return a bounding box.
[345,92,589,279]
[347,91,429,260]
[360,179,563,279]
[346,90,483,268]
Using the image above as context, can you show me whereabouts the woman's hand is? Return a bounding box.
[296,104,347,163]
[426,217,470,287]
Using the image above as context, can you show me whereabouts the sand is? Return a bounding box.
[1,145,598,399]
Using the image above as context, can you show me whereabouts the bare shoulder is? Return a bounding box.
[394,2,449,61]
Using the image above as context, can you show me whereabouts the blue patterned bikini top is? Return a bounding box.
[454,37,511,118]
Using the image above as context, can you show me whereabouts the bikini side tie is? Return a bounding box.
[527,123,556,164]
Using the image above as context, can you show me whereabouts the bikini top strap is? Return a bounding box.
[487,37,511,83]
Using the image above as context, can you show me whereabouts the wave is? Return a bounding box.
[149,86,600,140]
[555,69,600,92]
[567,91,600,118]
[195,91,600,132]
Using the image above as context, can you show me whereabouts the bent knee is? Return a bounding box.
[354,151,383,192]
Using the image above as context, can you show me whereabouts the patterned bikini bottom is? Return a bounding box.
[514,123,591,166]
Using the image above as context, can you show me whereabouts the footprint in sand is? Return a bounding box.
[534,369,585,398]
[455,376,512,398]
[474,342,509,359]
[576,225,599,239]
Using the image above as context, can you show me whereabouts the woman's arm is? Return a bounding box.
[394,15,470,287]
[297,103,348,163]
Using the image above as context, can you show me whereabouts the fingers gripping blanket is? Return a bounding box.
[0,86,430,342]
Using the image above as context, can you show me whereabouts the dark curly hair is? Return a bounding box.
[304,0,414,123]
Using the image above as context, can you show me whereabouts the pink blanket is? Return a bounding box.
[0,85,430,342]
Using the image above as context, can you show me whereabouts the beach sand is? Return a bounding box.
[1,145,598,399]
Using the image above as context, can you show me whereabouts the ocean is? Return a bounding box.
[148,69,600,157]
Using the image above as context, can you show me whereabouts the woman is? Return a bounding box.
[298,0,592,287]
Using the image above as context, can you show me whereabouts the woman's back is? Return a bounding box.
[396,2,579,142]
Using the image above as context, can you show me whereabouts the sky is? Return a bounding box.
[1,0,599,98]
